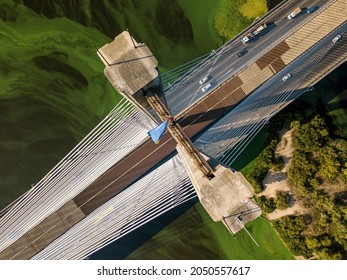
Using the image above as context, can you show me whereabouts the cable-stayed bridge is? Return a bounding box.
[0,0,346,259]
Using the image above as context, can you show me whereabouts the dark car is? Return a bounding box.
[236,49,248,58]
[307,6,318,14]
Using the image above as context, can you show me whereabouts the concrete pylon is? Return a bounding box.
[176,144,261,234]
[97,30,167,124]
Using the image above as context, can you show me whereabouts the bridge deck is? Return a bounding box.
[0,201,85,259]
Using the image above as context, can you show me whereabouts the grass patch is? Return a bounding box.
[214,0,267,40]
[239,0,268,19]
[240,158,257,177]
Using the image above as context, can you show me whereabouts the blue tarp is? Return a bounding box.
[148,120,168,144]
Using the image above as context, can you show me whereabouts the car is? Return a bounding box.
[236,49,247,58]
[241,36,250,44]
[201,83,212,92]
[307,6,318,14]
[332,35,342,43]
[199,75,211,85]
[282,73,291,81]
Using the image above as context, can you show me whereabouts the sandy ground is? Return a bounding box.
[258,129,308,220]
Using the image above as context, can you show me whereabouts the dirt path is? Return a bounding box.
[258,128,308,220]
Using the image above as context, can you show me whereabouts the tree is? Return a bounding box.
[248,139,280,193]
[273,215,312,258]
[272,156,285,172]
[290,120,300,130]
[275,191,291,210]
[342,163,347,182]
[288,151,317,191]
[258,195,276,213]
[248,176,264,193]
[316,247,343,260]
[294,115,329,153]
[318,145,340,181]
[271,112,347,259]
[305,236,320,250]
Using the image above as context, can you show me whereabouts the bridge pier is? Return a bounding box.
[176,144,261,234]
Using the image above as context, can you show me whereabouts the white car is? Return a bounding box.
[201,83,212,92]
[241,36,250,44]
[332,35,341,43]
[282,73,291,81]
[199,75,210,85]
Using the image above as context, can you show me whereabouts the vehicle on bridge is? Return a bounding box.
[241,35,250,44]
[236,49,248,58]
[307,6,318,14]
[287,7,302,19]
[242,22,274,44]
[199,75,211,85]
[251,23,268,36]
[201,83,212,92]
[282,73,291,81]
[332,35,342,43]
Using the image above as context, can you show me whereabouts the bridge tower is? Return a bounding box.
[97,31,261,235]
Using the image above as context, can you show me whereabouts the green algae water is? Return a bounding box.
[1,0,294,259]
[0,3,117,208]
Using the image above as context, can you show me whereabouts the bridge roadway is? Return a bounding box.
[1,0,346,259]
[166,0,329,115]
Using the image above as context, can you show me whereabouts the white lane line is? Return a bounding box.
[217,67,235,81]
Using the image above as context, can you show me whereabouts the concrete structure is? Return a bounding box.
[176,145,260,234]
[97,31,166,124]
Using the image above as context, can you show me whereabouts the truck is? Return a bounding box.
[287,7,302,19]
[242,22,273,44]
[251,23,268,36]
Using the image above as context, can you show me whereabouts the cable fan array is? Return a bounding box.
[0,99,156,252]
[32,155,194,259]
